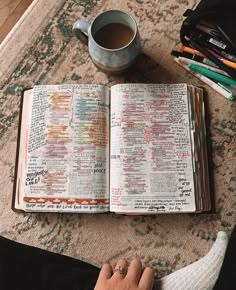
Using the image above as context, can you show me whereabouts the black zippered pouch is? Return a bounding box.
[180,0,236,79]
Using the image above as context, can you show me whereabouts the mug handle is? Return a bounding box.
[72,20,91,45]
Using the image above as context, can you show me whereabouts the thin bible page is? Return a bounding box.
[110,83,195,214]
[22,84,110,213]
[14,89,33,211]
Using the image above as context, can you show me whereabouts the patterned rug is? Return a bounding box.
[0,0,235,279]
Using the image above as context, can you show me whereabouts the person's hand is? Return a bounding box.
[94,258,154,290]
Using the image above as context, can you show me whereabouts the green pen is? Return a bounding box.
[188,63,236,86]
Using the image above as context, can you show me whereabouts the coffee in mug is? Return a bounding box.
[73,10,141,73]
[94,23,134,49]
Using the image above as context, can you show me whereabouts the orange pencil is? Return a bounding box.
[179,45,205,57]
[220,58,236,69]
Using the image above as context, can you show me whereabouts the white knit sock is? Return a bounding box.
[154,231,228,290]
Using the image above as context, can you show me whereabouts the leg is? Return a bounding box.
[213,225,236,290]
[0,235,100,290]
[154,231,229,290]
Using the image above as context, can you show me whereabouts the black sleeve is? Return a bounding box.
[0,236,100,290]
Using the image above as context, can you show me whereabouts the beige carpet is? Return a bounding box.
[0,0,235,279]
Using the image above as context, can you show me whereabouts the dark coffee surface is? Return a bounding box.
[94,23,134,49]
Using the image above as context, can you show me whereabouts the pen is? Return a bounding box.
[171,50,218,68]
[179,45,236,63]
[188,37,236,71]
[197,32,228,51]
[207,49,236,69]
[188,63,236,86]
[206,45,236,62]
[176,57,230,76]
[179,45,205,58]
[187,39,236,69]
[174,58,234,101]
[217,55,236,70]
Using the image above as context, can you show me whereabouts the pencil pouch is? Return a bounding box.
[180,0,236,79]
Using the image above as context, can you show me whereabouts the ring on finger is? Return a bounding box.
[114,266,126,275]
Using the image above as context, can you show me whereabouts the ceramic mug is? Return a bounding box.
[72,10,141,73]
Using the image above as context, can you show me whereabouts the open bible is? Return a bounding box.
[13,83,211,214]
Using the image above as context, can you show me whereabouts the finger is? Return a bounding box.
[138,267,154,290]
[97,263,113,282]
[126,259,142,284]
[113,258,128,279]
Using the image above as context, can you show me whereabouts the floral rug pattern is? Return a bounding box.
[0,0,235,278]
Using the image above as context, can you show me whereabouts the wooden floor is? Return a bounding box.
[0,0,34,43]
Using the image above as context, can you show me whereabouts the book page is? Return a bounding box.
[110,83,195,213]
[14,89,33,211]
[21,84,109,212]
